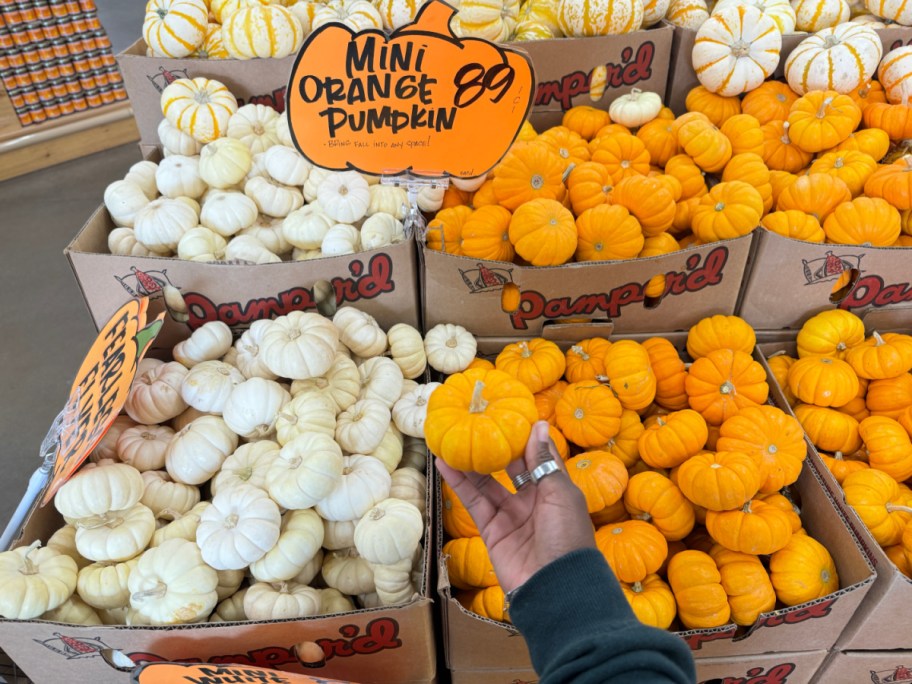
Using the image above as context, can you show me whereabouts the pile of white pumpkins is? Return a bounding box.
[101,74,466,265]
[0,308,482,626]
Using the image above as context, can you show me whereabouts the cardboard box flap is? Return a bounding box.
[540,319,614,342]
[859,307,912,334]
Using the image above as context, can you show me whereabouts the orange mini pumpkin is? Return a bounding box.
[794,404,862,454]
[776,173,852,222]
[705,498,794,555]
[601,340,658,412]
[676,450,762,511]
[848,81,887,113]
[685,85,742,127]
[595,519,668,583]
[427,205,471,254]
[867,374,912,419]
[566,161,613,215]
[842,468,912,546]
[766,352,798,406]
[460,584,510,622]
[610,175,676,236]
[686,314,757,360]
[721,153,772,212]
[720,114,764,156]
[691,181,763,243]
[538,125,591,166]
[460,205,514,262]
[508,198,578,266]
[786,356,860,407]
[442,480,480,538]
[863,102,912,143]
[859,415,912,482]
[818,450,869,484]
[769,169,798,206]
[823,196,901,247]
[769,534,839,606]
[620,574,676,629]
[492,141,567,211]
[741,81,798,124]
[808,150,878,197]
[710,544,776,626]
[606,410,645,467]
[565,338,612,383]
[829,127,890,160]
[846,332,912,380]
[674,114,733,173]
[443,536,497,590]
[534,380,568,424]
[562,105,611,141]
[566,450,629,514]
[796,309,866,359]
[864,155,912,210]
[787,91,862,154]
[761,120,813,173]
[638,410,709,469]
[666,549,731,629]
[555,380,624,447]
[624,471,696,541]
[574,204,644,261]
[643,337,689,411]
[685,349,770,426]
[590,133,652,183]
[665,154,708,200]
[760,210,825,242]
[495,338,566,394]
[636,118,681,168]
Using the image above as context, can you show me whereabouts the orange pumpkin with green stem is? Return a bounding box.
[709,544,776,626]
[705,498,793,555]
[624,472,695,541]
[595,519,668,583]
[508,198,577,266]
[619,574,676,629]
[808,150,878,197]
[574,205,644,261]
[842,468,912,546]
[564,338,611,383]
[637,410,708,469]
[443,536,497,590]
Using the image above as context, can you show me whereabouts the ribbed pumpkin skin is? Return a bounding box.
[843,468,911,546]
[566,450,629,513]
[443,536,498,590]
[710,545,776,626]
[222,6,304,59]
[557,0,644,36]
[508,199,577,266]
[620,575,676,629]
[685,349,769,426]
[784,23,882,96]
[595,520,668,583]
[161,77,239,144]
[676,450,762,512]
[667,550,731,629]
[144,0,208,58]
[769,534,839,606]
[794,404,862,454]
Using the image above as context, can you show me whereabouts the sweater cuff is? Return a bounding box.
[508,548,639,658]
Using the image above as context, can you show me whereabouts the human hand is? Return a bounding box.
[436,420,596,594]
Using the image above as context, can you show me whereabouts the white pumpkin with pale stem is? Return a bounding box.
[865,0,912,24]
[283,204,334,250]
[55,462,145,520]
[228,104,282,154]
[263,145,312,187]
[322,547,375,595]
[390,467,428,516]
[240,215,291,256]
[608,89,664,127]
[354,498,424,565]
[371,555,417,606]
[401,435,428,471]
[140,471,201,520]
[235,319,278,380]
[250,509,325,582]
[151,501,209,547]
[158,119,202,157]
[244,581,322,620]
[0,543,77,619]
[104,180,149,227]
[792,0,850,32]
[393,383,441,438]
[304,168,332,203]
[222,377,290,440]
[177,227,227,262]
[124,160,159,201]
[222,5,304,59]
[199,137,252,189]
[693,5,782,97]
[180,360,245,414]
[109,228,164,257]
[666,0,709,27]
[143,0,208,58]
[321,223,361,256]
[275,391,337,445]
[200,190,258,237]
[333,307,387,358]
[128,539,218,625]
[74,504,156,563]
[367,185,409,220]
[197,484,281,570]
[785,23,882,95]
[291,353,361,414]
[336,399,392,454]
[133,198,198,253]
[41,595,102,625]
[317,172,371,224]
[166,415,238,485]
[266,432,344,509]
[311,0,384,30]
[259,311,339,380]
[557,0,643,36]
[47,525,91,570]
[173,321,233,368]
[210,440,280,495]
[361,213,405,250]
[244,176,304,218]
[210,587,247,622]
[76,559,137,610]
[316,454,392,521]
[225,235,282,264]
[367,424,404,473]
[713,0,796,31]
[387,323,427,379]
[878,46,912,104]
[116,424,174,472]
[155,155,207,200]
[161,77,238,144]
[319,587,355,614]
[424,323,477,374]
[453,0,520,40]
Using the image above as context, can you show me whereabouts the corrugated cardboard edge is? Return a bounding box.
[814,649,912,684]
[756,336,912,652]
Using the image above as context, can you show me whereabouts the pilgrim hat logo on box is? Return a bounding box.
[802,251,865,286]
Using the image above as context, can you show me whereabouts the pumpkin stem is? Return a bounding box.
[570,344,590,361]
[816,97,834,119]
[834,451,845,461]
[132,580,168,602]
[742,500,753,514]
[158,508,182,521]
[562,163,576,184]
[634,512,652,522]
[77,512,122,530]
[224,513,239,529]
[469,380,489,413]
[19,541,42,576]
[821,569,831,583]
[719,381,735,395]
[872,331,885,346]
[781,122,793,145]
[886,503,912,514]
[518,341,532,358]
[368,506,385,521]
[278,582,290,593]
[656,416,667,427]
[632,580,644,593]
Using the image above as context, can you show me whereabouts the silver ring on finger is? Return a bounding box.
[511,470,534,490]
[531,460,560,483]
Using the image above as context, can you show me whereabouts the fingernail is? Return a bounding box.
[535,421,550,441]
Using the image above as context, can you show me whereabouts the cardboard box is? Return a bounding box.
[665,26,912,115]
[813,650,912,684]
[739,231,912,332]
[436,331,875,675]
[421,233,755,338]
[118,27,672,143]
[65,205,421,351]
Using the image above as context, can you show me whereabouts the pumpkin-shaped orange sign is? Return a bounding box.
[286,0,534,178]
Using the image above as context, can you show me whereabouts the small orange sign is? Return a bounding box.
[42,298,163,505]
[286,0,534,179]
[132,663,356,684]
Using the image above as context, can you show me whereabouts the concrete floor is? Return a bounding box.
[0,1,146,532]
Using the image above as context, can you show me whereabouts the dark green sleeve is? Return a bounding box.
[508,548,696,684]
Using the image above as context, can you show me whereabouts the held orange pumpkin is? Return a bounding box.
[508,198,578,266]
[685,349,770,426]
[425,368,538,474]
[595,519,669,583]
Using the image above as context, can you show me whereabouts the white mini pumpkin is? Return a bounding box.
[210,587,248,622]
[215,567,245,602]
[292,548,325,586]
[321,547,375,595]
[323,519,358,551]
[370,556,417,606]
[878,46,912,104]
[793,0,849,31]
[244,581,322,620]
[866,0,912,23]
[311,0,383,31]
[317,171,371,223]
[158,118,203,157]
[76,558,137,610]
[400,436,428,471]
[109,227,165,257]
[156,155,208,200]
[367,185,409,219]
[41,594,102,625]
[275,391,337,446]
[174,322,233,368]
[240,215,291,256]
[210,440,280,495]
[265,432,344,510]
[367,424,404,473]
[304,167,331,203]
[133,198,198,253]
[125,361,189,425]
[386,323,427,379]
[321,223,361,256]
[417,185,445,212]
[124,160,159,201]
[55,462,145,520]
[390,467,428,516]
[319,587,355,614]
[556,0,643,35]
[199,137,253,189]
[333,307,388,358]
[171,406,211,432]
[283,204,334,250]
[143,0,208,58]
[235,319,278,380]
[290,353,361,414]
[116,424,174,472]
[228,103,282,154]
[177,226,228,262]
[161,76,238,144]
[0,543,77,619]
[353,497,423,565]
[128,538,218,624]
[264,145,312,186]
[244,176,304,218]
[140,470,201,520]
[150,501,209,547]
[259,311,339,380]
[74,504,156,563]
[225,235,282,264]
[423,324,477,374]
[180,360,245,414]
[222,377,290,440]
[250,509,325,582]
[361,213,405,250]
[197,484,281,570]
[359,357,404,409]
[315,454,392,521]
[335,399,392,454]
[786,23,882,95]
[104,180,150,227]
[608,89,664,127]
[392,383,440,438]
[47,525,91,571]
[165,415,238,485]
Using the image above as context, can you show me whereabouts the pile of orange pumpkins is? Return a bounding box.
[767,309,912,580]
[428,314,843,631]
[426,76,912,272]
